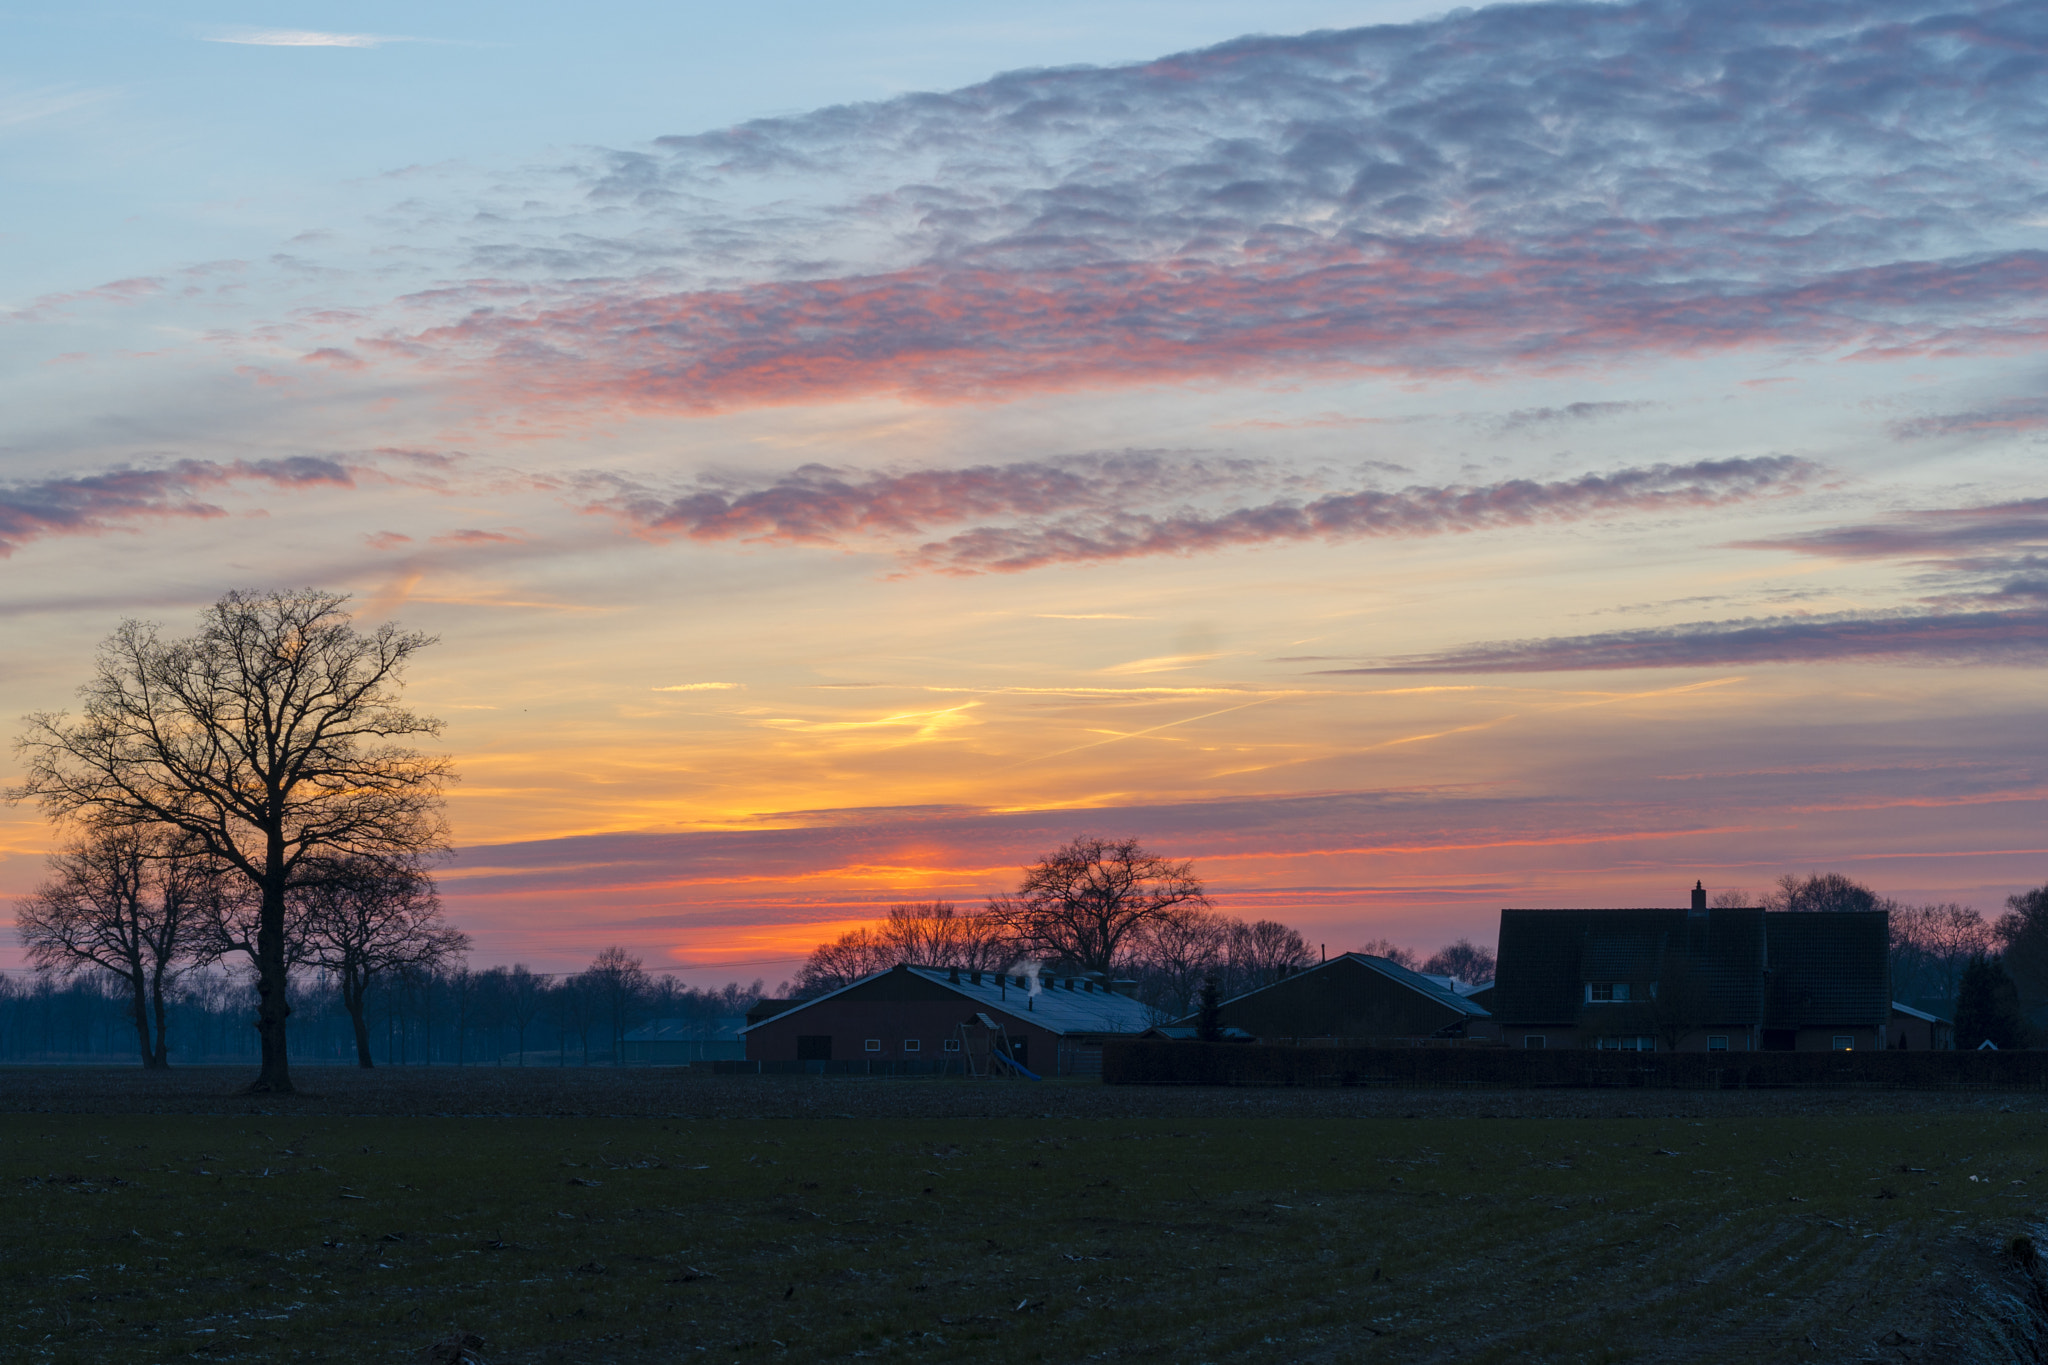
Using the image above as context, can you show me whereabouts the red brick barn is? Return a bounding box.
[743,964,1155,1075]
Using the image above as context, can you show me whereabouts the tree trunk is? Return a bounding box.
[148,960,171,1069]
[125,965,155,1068]
[342,973,375,1068]
[247,848,294,1093]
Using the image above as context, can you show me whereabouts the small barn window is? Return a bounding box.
[864,1038,882,1052]
[1706,1035,1729,1052]
[903,1039,921,1052]
[1587,982,1630,1003]
[1833,1035,1854,1051]
[942,1039,961,1052]
[1524,1035,1547,1049]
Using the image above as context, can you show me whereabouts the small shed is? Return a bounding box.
[1888,1000,1953,1051]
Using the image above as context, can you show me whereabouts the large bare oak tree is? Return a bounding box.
[989,835,1210,977]
[9,588,450,1092]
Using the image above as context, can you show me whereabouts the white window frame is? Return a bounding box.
[1598,1035,1654,1052]
[902,1039,921,1052]
[864,1038,882,1053]
[1706,1035,1729,1052]
[1833,1035,1854,1051]
[1586,982,1630,1003]
[942,1038,961,1052]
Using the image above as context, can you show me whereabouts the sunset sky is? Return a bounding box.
[4,0,2046,986]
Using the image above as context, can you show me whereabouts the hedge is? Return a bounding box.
[1102,1039,2048,1089]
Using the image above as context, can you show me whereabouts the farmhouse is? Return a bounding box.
[743,964,1154,1075]
[1476,882,1893,1051]
[1172,953,1492,1042]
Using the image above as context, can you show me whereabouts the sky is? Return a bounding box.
[4,0,2046,987]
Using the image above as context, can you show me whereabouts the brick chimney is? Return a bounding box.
[1690,880,1707,916]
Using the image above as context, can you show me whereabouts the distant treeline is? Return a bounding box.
[0,956,766,1066]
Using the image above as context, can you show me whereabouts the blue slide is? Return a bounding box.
[989,1048,1042,1081]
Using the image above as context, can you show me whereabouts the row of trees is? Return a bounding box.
[0,952,769,1067]
[791,836,1499,1020]
[14,829,465,1069]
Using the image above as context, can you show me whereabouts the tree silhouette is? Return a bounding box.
[10,589,451,1092]
[14,826,212,1067]
[988,836,1209,977]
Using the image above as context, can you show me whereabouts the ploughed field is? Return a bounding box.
[3,1068,2045,1364]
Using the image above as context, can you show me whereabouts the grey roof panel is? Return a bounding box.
[739,964,1155,1036]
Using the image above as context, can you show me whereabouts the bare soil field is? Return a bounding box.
[3,1068,2045,1365]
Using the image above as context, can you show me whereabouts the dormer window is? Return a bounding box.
[1586,982,1630,1003]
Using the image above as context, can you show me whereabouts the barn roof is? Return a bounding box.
[739,964,1157,1037]
[1195,952,1492,1021]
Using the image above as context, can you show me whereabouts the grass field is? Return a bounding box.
[3,1070,2046,1364]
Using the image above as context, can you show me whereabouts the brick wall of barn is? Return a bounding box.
[743,971,1063,1068]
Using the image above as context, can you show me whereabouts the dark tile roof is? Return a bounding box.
[1493,908,1768,1025]
[1764,911,1890,1027]
[1493,906,1885,1029]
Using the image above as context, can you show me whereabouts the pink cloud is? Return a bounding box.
[603,453,1813,574]
[380,246,2048,418]
[431,528,525,546]
[0,456,354,557]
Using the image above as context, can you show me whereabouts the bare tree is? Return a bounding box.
[1136,907,1230,1016]
[1762,872,1881,913]
[879,902,1014,971]
[792,902,1013,996]
[551,974,602,1065]
[1709,888,1752,910]
[1422,938,1496,985]
[14,827,210,1067]
[585,946,650,1063]
[8,589,451,1093]
[293,855,468,1068]
[1892,908,1990,1002]
[988,836,1210,977]
[1357,937,1420,969]
[1228,919,1313,991]
[500,964,552,1064]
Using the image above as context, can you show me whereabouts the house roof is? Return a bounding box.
[1493,908,1770,1025]
[1194,953,1492,1022]
[739,964,1156,1037]
[1491,906,1888,1027]
[1764,911,1890,1027]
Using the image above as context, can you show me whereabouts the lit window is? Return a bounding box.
[864,1039,881,1052]
[903,1039,921,1052]
[1524,1035,1546,1049]
[1587,983,1630,1003]
[942,1039,961,1052]
[1706,1036,1729,1052]
[1833,1035,1854,1051]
